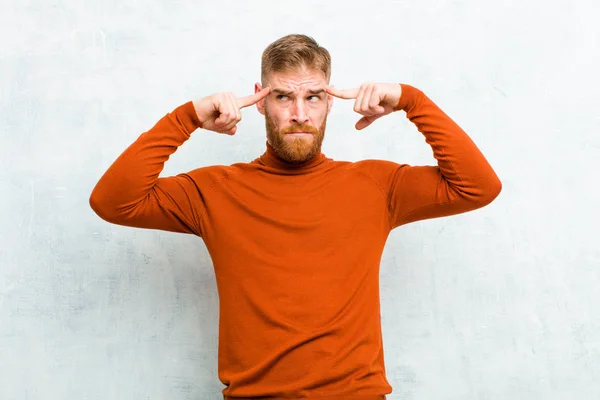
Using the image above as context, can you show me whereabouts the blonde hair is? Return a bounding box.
[261,34,331,86]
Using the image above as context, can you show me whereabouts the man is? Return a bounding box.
[90,34,501,399]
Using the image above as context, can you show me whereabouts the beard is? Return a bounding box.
[265,106,327,164]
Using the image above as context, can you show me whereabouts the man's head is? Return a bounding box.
[254,34,334,164]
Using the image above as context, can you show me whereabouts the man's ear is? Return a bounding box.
[255,82,266,115]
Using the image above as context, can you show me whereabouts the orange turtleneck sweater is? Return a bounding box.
[89,84,501,399]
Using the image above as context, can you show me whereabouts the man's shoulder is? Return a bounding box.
[347,158,404,174]
[182,163,245,186]
[344,159,409,195]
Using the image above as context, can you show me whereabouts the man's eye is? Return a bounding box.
[308,96,319,101]
[277,95,288,100]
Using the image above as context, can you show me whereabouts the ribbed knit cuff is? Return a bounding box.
[393,84,421,112]
[171,101,204,135]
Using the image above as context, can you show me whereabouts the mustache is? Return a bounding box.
[281,124,319,134]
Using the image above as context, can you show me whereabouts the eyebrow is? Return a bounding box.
[271,88,325,96]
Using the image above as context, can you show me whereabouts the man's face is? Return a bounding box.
[255,68,333,164]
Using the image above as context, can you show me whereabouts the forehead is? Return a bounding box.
[267,69,327,92]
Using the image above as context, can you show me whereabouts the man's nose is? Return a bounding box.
[291,101,309,124]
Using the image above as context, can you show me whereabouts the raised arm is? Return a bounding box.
[89,102,204,234]
[387,84,502,227]
[89,88,271,235]
[328,82,502,228]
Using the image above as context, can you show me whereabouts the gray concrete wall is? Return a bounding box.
[1,0,598,399]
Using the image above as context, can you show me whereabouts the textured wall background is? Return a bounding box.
[1,0,599,399]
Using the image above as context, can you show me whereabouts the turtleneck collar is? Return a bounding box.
[256,141,328,174]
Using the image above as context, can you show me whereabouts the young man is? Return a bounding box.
[90,34,501,400]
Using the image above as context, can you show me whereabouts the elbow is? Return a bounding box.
[477,175,502,207]
[89,190,118,223]
[492,177,502,198]
[455,174,502,211]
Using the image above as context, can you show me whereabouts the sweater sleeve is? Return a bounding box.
[89,101,205,236]
[381,84,502,229]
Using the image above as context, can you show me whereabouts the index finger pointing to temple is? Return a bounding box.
[326,86,359,100]
[237,87,271,109]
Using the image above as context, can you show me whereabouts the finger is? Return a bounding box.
[217,95,237,126]
[361,84,375,114]
[356,115,371,130]
[215,109,232,127]
[221,125,237,136]
[356,114,382,130]
[237,87,271,109]
[227,93,242,122]
[221,117,238,133]
[222,107,239,131]
[212,95,227,125]
[222,119,238,134]
[326,86,359,100]
[221,102,240,132]
[354,85,366,114]
[369,86,386,114]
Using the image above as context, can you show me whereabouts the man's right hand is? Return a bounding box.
[192,87,271,135]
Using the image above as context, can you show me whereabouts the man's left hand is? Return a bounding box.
[326,83,402,130]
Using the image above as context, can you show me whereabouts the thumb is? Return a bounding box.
[355,115,380,130]
[226,126,237,135]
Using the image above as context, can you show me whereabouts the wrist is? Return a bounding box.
[393,84,419,111]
